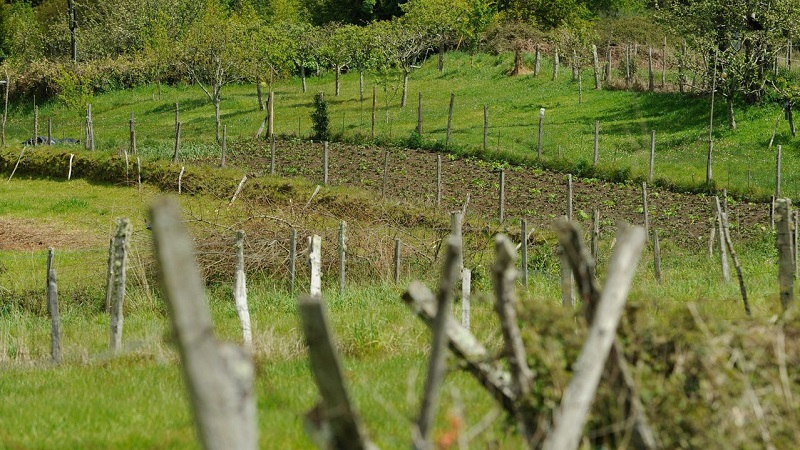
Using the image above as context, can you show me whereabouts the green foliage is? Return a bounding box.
[311,91,330,141]
[53,67,93,114]
[1,2,43,63]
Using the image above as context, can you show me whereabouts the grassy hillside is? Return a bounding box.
[2,51,798,199]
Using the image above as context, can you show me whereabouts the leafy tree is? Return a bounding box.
[285,22,321,92]
[372,17,432,107]
[1,2,43,63]
[401,0,469,70]
[181,1,248,141]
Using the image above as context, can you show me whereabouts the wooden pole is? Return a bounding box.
[371,86,376,140]
[47,117,52,145]
[498,169,505,223]
[323,141,329,185]
[33,106,38,147]
[228,175,247,207]
[642,182,650,237]
[553,47,559,80]
[593,120,599,166]
[1,68,9,146]
[606,46,613,83]
[416,236,461,447]
[716,197,750,315]
[543,225,646,450]
[777,198,794,311]
[234,230,252,349]
[436,154,442,208]
[707,50,718,184]
[462,268,471,330]
[67,154,74,180]
[649,130,656,182]
[150,198,257,450]
[178,166,185,194]
[338,221,346,297]
[771,196,776,229]
[129,113,136,154]
[47,248,61,363]
[289,228,297,294]
[446,93,454,149]
[394,238,401,283]
[648,47,655,91]
[717,212,731,282]
[653,229,662,284]
[221,125,227,167]
[560,242,575,308]
[592,45,601,89]
[776,144,782,199]
[270,134,276,175]
[309,235,322,297]
[521,219,529,287]
[173,121,182,164]
[103,237,114,313]
[538,108,545,159]
[483,105,488,151]
[109,218,132,353]
[450,211,464,282]
[136,157,142,192]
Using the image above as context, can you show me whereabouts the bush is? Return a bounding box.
[311,92,330,142]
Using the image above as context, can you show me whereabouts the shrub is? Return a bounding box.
[311,92,330,142]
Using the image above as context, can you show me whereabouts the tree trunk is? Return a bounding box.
[512,47,524,76]
[727,95,736,129]
[401,69,409,108]
[438,41,445,72]
[301,65,307,93]
[359,70,364,103]
[214,90,221,143]
[256,75,264,111]
[335,65,340,96]
[788,103,796,137]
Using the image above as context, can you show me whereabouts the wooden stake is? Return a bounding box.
[136,157,142,192]
[228,175,247,207]
[178,166,185,194]
[308,235,322,297]
[234,230,252,349]
[68,154,74,180]
[567,174,573,221]
[560,242,575,308]
[716,197,750,315]
[129,112,136,154]
[32,105,37,146]
[338,221,346,296]
[416,236,461,447]
[47,117,52,146]
[267,90,274,138]
[662,36,667,88]
[777,198,794,311]
[776,145,782,199]
[446,93,454,149]
[534,44,541,76]
[642,182,650,237]
[653,229,662,284]
[717,212,731,282]
[450,211,464,282]
[47,248,61,363]
[648,47,655,91]
[521,219,529,287]
[109,218,132,353]
[553,47,559,80]
[173,121,182,164]
[6,146,25,183]
[289,228,297,294]
[592,44,601,90]
[149,198,257,450]
[104,237,114,313]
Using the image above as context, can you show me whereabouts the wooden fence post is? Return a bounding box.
[777,198,794,311]
[534,44,541,76]
[47,248,61,363]
[67,153,74,180]
[593,120,600,166]
[104,237,114,313]
[450,211,464,283]
[537,108,545,159]
[662,37,667,88]
[289,228,297,294]
[416,236,461,448]
[136,157,142,192]
[47,117,52,146]
[553,47,560,80]
[649,130,656,182]
[178,166,185,194]
[716,212,731,282]
[462,268,471,331]
[776,144,782,198]
[642,182,650,237]
[267,90,274,138]
[560,243,575,308]
[299,294,373,449]
[521,219,529,287]
[228,175,247,207]
[149,198,257,450]
[394,238,401,283]
[544,224,646,450]
[592,45,601,89]
[445,93,454,149]
[648,47,655,91]
[606,46,613,83]
[173,122,182,164]
[338,221,346,296]
[109,218,132,353]
[716,197,750,315]
[129,112,136,155]
[234,230,252,349]
[499,169,505,223]
[33,106,38,147]
[309,235,322,297]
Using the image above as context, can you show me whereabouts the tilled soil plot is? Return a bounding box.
[231,139,770,250]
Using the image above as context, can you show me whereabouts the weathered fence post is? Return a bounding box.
[593,120,600,166]
[649,130,656,182]
[173,122,182,164]
[47,117,52,146]
[560,243,575,308]
[534,44,541,76]
[642,182,650,237]
[537,108,545,159]
[592,45,601,89]
[777,198,794,311]
[338,221,346,296]
[234,230,252,349]
[498,169,505,223]
[150,198,257,450]
[450,211,464,283]
[299,294,373,449]
[33,106,38,147]
[394,238,401,283]
[648,47,655,91]
[85,103,94,151]
[716,211,731,282]
[416,236,461,448]
[521,219,529,287]
[136,157,142,192]
[47,248,61,363]
[445,93,454,149]
[103,237,114,313]
[288,228,298,294]
[309,235,322,297]
[716,197,750,315]
[109,218,132,353]
[129,112,136,155]
[178,166,185,194]
[67,153,74,180]
[544,224,646,450]
[553,47,560,80]
[267,90,274,138]
[228,175,247,207]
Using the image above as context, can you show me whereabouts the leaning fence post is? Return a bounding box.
[109,218,132,353]
[309,235,322,297]
[716,197,750,315]
[129,112,137,154]
[178,166,185,194]
[47,248,61,363]
[150,198,257,450]
[68,153,74,180]
[543,224,646,450]
[228,175,248,207]
[717,211,731,282]
[416,236,461,448]
[777,198,794,311]
[446,93,455,149]
[652,229,662,284]
[234,230,252,349]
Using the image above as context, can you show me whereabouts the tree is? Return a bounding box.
[659,0,800,128]
[373,17,432,108]
[286,22,321,93]
[181,1,248,142]
[401,0,470,71]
